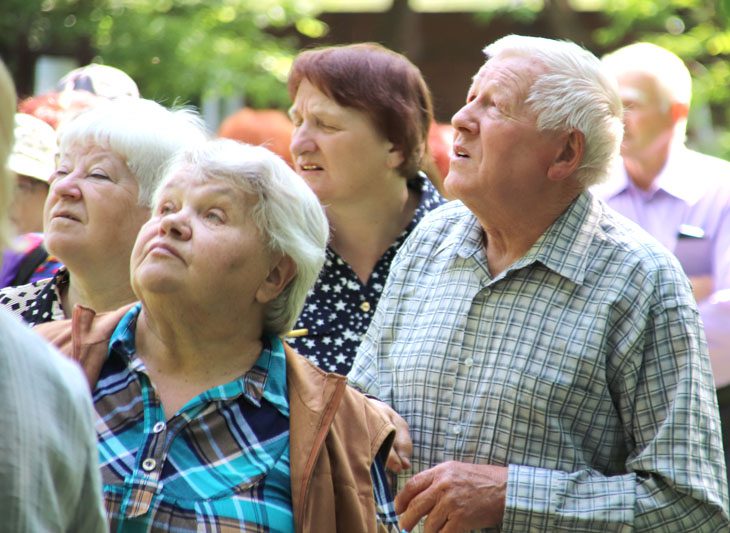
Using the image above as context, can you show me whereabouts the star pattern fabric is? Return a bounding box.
[0,266,67,326]
[287,173,444,374]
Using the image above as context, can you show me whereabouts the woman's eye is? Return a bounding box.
[89,172,111,181]
[205,211,224,223]
[158,203,174,215]
[48,169,68,184]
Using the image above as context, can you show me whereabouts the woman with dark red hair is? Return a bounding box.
[287,43,444,375]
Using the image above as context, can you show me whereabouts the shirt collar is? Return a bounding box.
[517,191,596,285]
[449,205,487,260]
[108,305,290,417]
[442,192,596,286]
[651,146,705,204]
[599,145,703,204]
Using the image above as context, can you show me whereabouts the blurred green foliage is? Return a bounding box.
[4,0,730,157]
[0,0,327,107]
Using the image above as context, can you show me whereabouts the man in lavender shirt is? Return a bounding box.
[593,42,730,303]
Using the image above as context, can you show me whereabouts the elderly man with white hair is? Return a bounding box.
[594,42,730,303]
[349,35,728,531]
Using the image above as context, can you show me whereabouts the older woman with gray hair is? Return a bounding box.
[36,139,399,532]
[0,97,207,325]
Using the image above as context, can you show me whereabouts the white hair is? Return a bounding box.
[155,139,329,336]
[483,35,624,188]
[602,42,691,139]
[602,42,691,109]
[57,97,209,207]
[0,60,16,250]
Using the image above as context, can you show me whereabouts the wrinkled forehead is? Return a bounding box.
[155,167,253,206]
[615,71,664,106]
[58,140,127,168]
[473,53,544,92]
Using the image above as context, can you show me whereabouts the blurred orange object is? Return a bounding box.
[218,108,294,167]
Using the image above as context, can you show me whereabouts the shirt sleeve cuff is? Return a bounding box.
[502,463,565,532]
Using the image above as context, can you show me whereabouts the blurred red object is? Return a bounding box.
[18,90,103,130]
[428,122,453,180]
[218,108,294,167]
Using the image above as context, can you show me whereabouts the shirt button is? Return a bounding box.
[452,425,461,435]
[360,301,371,312]
[153,421,166,434]
[464,357,474,367]
[142,458,157,472]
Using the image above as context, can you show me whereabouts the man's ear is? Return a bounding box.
[547,130,585,182]
[670,101,689,124]
[256,255,297,304]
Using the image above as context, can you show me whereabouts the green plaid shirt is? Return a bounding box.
[349,191,729,531]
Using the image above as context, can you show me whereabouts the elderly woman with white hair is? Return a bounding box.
[0,97,207,324]
[36,139,399,532]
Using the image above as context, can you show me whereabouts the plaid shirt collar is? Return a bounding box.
[444,191,596,286]
[108,303,289,416]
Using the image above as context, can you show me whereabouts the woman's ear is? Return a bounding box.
[386,144,405,170]
[547,130,585,182]
[256,254,297,304]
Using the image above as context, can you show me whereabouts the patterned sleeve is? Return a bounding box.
[505,298,730,531]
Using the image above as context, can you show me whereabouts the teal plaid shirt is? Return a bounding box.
[349,191,729,531]
[96,304,396,532]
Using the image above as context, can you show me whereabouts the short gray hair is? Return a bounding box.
[602,42,691,138]
[602,42,691,109]
[155,139,329,336]
[58,97,209,207]
[0,60,16,250]
[483,35,624,188]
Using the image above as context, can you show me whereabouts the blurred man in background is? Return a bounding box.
[595,42,730,303]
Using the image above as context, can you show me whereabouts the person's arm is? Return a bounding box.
[349,237,417,474]
[396,462,507,532]
[68,392,108,533]
[712,205,730,294]
[365,396,412,473]
[502,300,729,531]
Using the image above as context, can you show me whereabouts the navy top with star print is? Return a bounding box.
[0,266,67,326]
[287,173,444,374]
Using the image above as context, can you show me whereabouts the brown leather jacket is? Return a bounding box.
[35,304,396,533]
